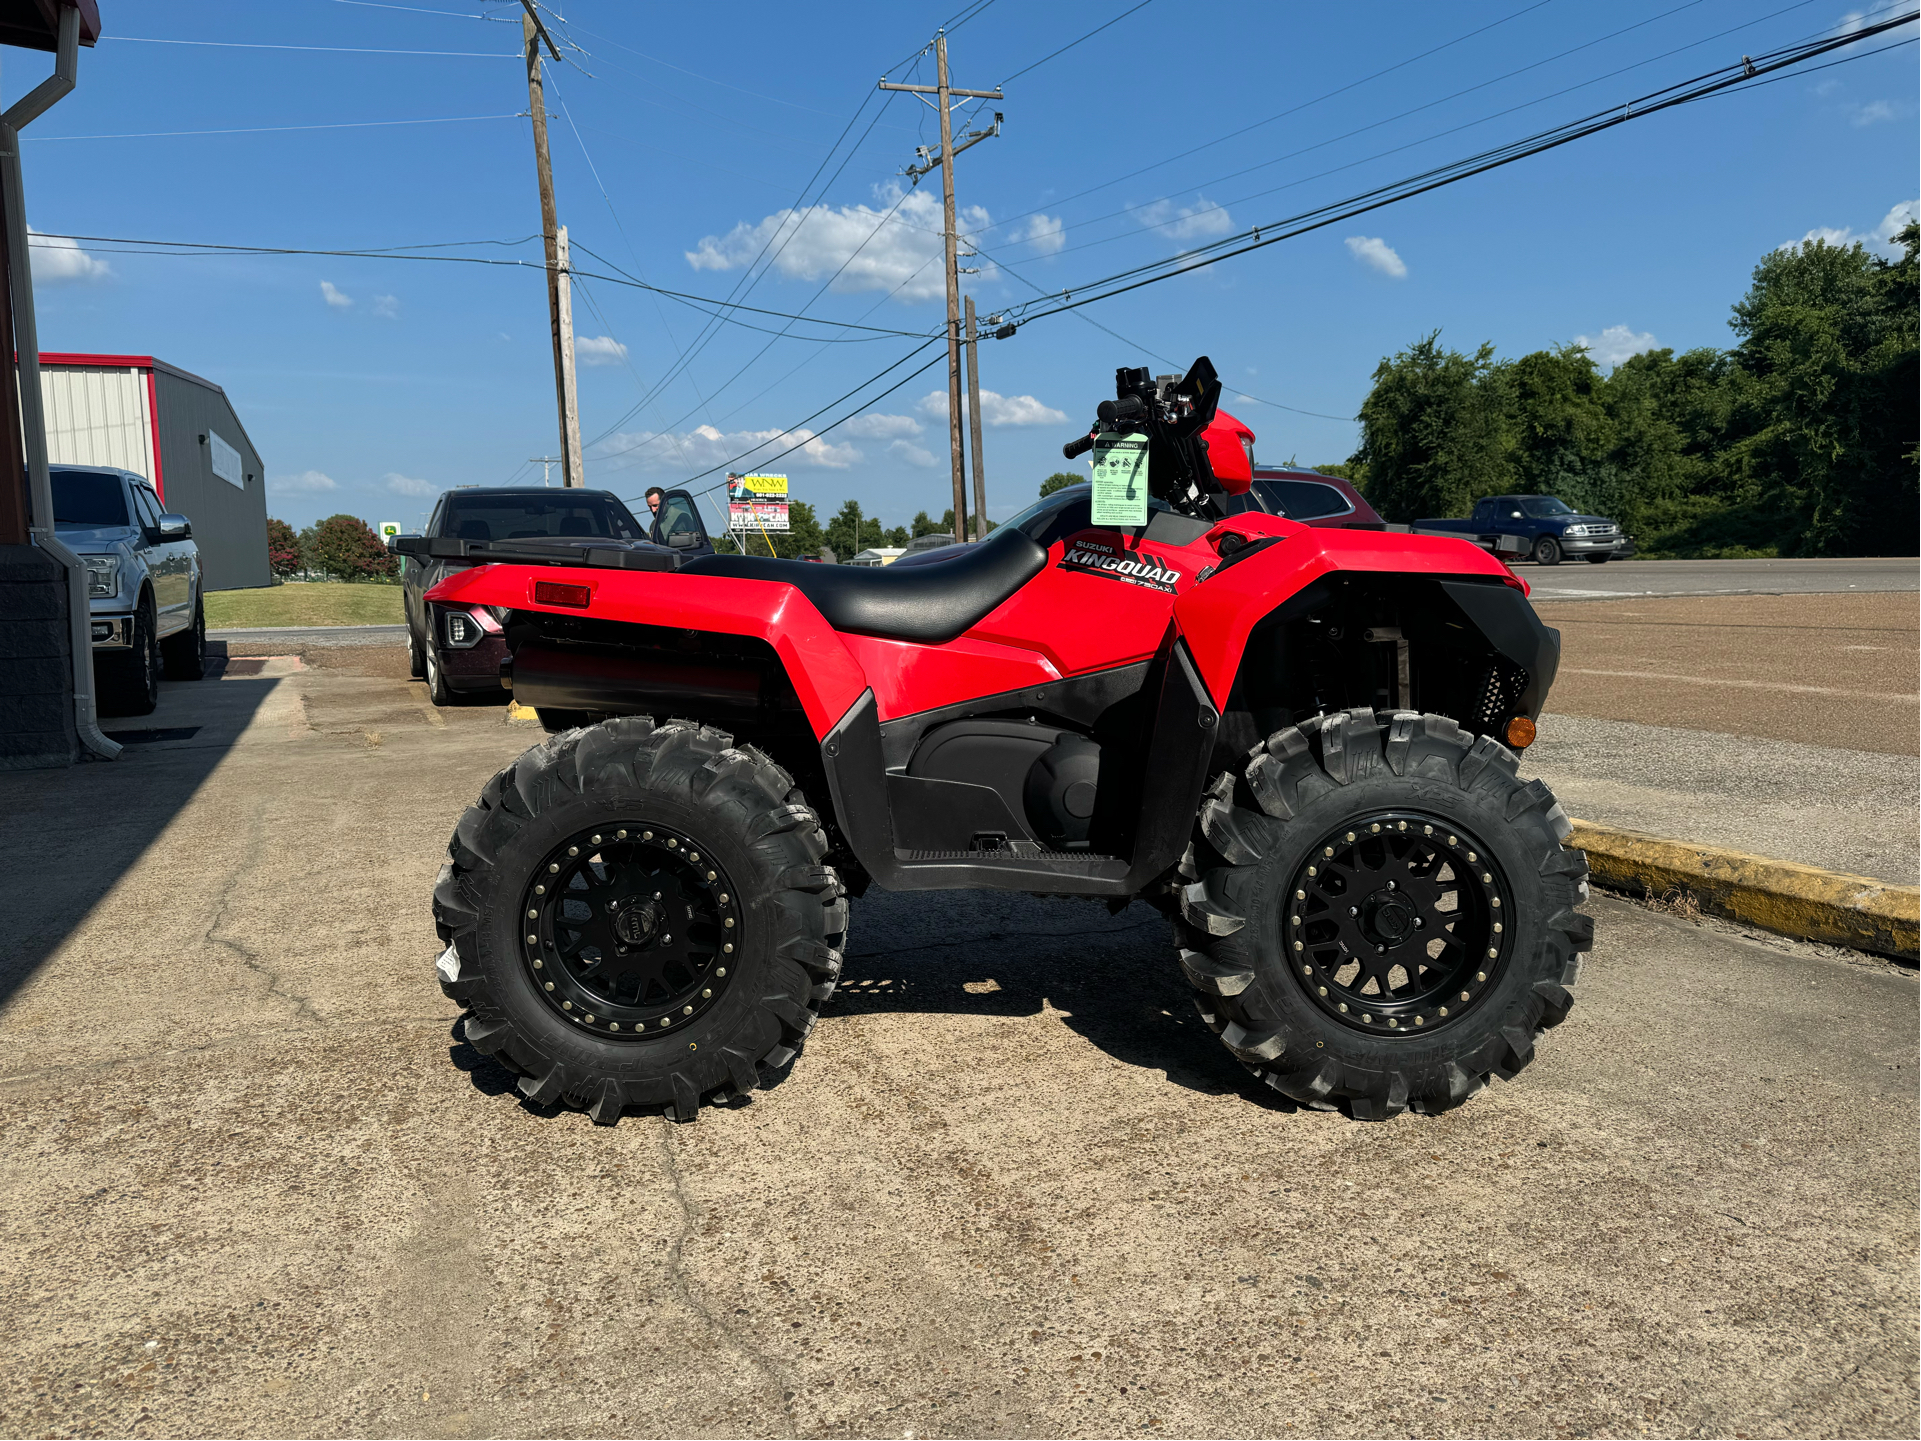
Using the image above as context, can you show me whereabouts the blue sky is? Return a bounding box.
[15,0,1917,535]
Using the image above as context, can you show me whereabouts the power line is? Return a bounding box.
[1003,13,1919,328]
[29,231,935,337]
[27,113,522,141]
[1000,0,1158,85]
[109,36,517,57]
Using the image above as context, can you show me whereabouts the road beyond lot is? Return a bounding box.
[0,657,1914,1438]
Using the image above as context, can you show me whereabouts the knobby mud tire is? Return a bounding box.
[1175,708,1593,1119]
[434,716,848,1123]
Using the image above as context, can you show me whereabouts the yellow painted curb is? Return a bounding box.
[506,700,542,724]
[1568,820,1919,962]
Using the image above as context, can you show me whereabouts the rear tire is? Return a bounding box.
[1175,708,1592,1119]
[435,717,848,1124]
[161,592,207,680]
[98,595,160,716]
[1532,535,1562,566]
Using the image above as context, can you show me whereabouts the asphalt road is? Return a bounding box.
[0,657,1913,1439]
[1526,555,1918,602]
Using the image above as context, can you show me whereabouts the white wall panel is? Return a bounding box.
[39,366,154,481]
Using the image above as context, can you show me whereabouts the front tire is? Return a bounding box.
[1175,709,1592,1119]
[1584,553,1610,564]
[1532,535,1562,566]
[423,639,454,706]
[161,591,207,680]
[98,595,160,716]
[407,620,426,679]
[434,717,848,1123]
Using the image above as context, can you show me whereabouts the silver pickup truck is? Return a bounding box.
[51,463,207,715]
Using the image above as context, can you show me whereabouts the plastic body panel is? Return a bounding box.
[426,563,867,737]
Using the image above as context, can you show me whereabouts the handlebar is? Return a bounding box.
[1061,431,1095,461]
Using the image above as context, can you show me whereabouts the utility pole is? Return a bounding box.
[963,295,987,540]
[528,456,560,486]
[881,33,1001,543]
[554,224,582,486]
[521,3,581,487]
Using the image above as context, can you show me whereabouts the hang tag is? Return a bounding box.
[1090,434,1150,528]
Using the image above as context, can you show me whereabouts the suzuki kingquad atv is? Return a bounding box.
[427,359,1591,1124]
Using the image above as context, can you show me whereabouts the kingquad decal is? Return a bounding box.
[1058,534,1182,593]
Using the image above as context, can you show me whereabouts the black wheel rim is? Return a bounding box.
[521,823,740,1040]
[1285,811,1508,1034]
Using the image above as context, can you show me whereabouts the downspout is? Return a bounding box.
[0,5,118,760]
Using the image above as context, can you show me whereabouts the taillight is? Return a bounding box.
[534,580,592,609]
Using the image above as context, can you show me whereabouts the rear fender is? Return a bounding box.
[425,562,867,737]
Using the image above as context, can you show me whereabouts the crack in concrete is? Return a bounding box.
[200,804,324,1026]
[656,1125,798,1429]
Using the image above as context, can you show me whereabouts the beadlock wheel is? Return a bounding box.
[523,822,741,1038]
[1287,810,1508,1035]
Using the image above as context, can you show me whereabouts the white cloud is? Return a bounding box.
[273,470,338,495]
[887,438,937,467]
[1344,235,1407,278]
[841,412,923,439]
[27,228,110,283]
[384,472,436,498]
[1135,197,1233,242]
[591,423,860,473]
[1574,325,1659,368]
[320,281,352,309]
[1850,99,1897,126]
[1780,199,1917,257]
[686,183,993,301]
[916,388,1068,427]
[372,293,399,319]
[575,334,628,366]
[1016,213,1066,255]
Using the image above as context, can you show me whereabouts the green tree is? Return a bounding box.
[265,517,301,579]
[1505,343,1622,517]
[883,524,910,547]
[1039,471,1082,498]
[1716,226,1918,555]
[823,499,886,559]
[1351,333,1512,521]
[303,514,396,582]
[909,509,944,538]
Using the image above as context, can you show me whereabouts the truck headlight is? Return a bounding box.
[83,555,117,598]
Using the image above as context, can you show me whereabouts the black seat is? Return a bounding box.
[680,524,1046,643]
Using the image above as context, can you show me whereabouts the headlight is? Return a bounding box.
[443,610,482,649]
[83,555,117,598]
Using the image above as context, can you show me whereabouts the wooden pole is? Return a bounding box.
[963,295,987,540]
[555,225,583,487]
[934,32,967,543]
[523,11,575,488]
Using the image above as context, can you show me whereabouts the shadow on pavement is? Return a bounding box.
[0,643,278,1012]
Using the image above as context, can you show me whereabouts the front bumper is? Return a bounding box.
[1556,533,1621,556]
[428,603,511,695]
[89,614,133,650]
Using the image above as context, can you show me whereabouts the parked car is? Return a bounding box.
[397,485,710,705]
[51,463,206,715]
[1224,466,1384,528]
[1414,495,1630,565]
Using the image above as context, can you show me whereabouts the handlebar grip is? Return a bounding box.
[1062,431,1095,460]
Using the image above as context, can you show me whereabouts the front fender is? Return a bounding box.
[1175,528,1521,708]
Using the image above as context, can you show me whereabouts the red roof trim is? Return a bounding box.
[38,352,155,370]
[145,369,165,504]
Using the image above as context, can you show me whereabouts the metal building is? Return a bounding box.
[37,352,268,589]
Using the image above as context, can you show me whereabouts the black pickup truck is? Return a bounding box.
[1413,495,1631,566]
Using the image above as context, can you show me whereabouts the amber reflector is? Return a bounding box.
[1505,716,1537,749]
[533,580,592,609]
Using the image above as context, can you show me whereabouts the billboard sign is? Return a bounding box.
[728,473,789,533]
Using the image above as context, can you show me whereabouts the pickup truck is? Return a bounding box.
[1412,494,1630,566]
[395,484,712,707]
[51,462,207,715]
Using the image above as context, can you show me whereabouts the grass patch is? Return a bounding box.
[206,581,404,630]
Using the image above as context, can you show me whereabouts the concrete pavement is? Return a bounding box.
[0,656,1914,1438]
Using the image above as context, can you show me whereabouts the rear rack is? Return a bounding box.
[394,535,683,572]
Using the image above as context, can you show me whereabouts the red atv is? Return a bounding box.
[425,359,1591,1124]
